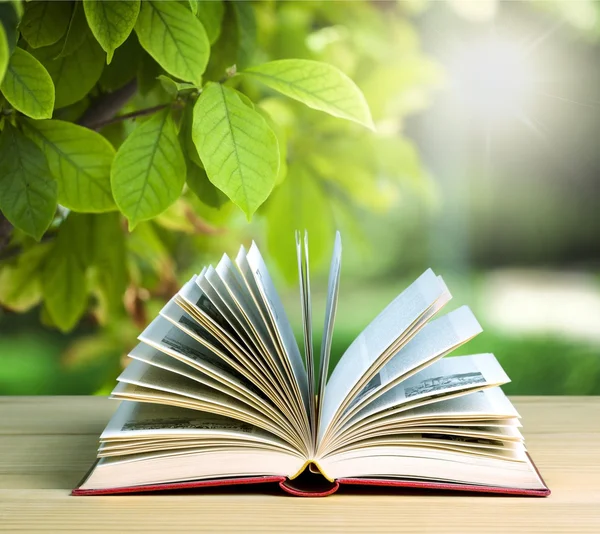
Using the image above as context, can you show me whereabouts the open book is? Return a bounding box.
[74,232,549,497]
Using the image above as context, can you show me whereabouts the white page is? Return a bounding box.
[347,305,482,413]
[351,353,510,423]
[116,359,263,419]
[176,278,275,386]
[213,255,291,385]
[392,387,520,422]
[235,245,275,333]
[128,342,238,396]
[101,401,287,448]
[140,311,267,401]
[157,297,229,355]
[127,342,292,435]
[296,230,316,436]
[141,313,230,374]
[195,270,256,352]
[330,387,520,455]
[112,361,291,443]
[204,265,266,360]
[215,252,272,331]
[246,242,309,411]
[181,276,233,333]
[317,231,341,425]
[206,259,308,437]
[319,269,448,440]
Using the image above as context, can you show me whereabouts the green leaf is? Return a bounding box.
[89,212,127,316]
[232,1,256,70]
[0,47,54,119]
[188,0,199,16]
[111,109,186,229]
[99,121,126,150]
[0,242,50,312]
[31,27,104,109]
[135,0,209,86]
[203,2,237,81]
[256,106,287,185]
[233,87,255,109]
[55,2,88,59]
[186,162,227,209]
[157,74,197,97]
[195,0,224,44]
[83,0,140,63]
[0,123,57,241]
[154,198,196,234]
[22,119,116,213]
[19,0,72,49]
[42,213,90,332]
[192,82,279,218]
[0,23,8,84]
[136,51,162,96]
[0,1,21,54]
[179,102,203,168]
[98,33,143,91]
[51,97,90,123]
[244,59,374,129]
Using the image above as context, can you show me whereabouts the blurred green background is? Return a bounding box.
[1,0,599,396]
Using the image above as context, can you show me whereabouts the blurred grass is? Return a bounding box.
[0,336,119,395]
[1,275,599,395]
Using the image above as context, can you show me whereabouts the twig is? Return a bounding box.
[77,79,138,130]
[89,103,172,131]
[0,213,13,255]
[0,233,55,262]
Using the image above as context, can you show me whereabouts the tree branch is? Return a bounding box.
[77,79,138,130]
[0,213,13,255]
[89,103,170,130]
[0,233,56,262]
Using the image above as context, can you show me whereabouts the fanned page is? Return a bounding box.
[296,230,316,440]
[76,233,548,496]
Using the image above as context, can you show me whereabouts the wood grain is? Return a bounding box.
[0,396,599,533]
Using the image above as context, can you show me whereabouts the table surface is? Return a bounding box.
[0,396,599,533]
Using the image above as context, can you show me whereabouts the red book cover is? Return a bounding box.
[72,454,550,497]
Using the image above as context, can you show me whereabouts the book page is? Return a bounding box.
[196,268,262,359]
[159,292,309,454]
[344,306,482,418]
[203,259,309,447]
[102,402,293,447]
[343,354,511,436]
[127,341,297,439]
[318,269,449,441]
[175,278,274,388]
[245,243,310,413]
[213,257,275,357]
[117,359,265,419]
[317,231,341,426]
[142,310,258,394]
[79,401,307,491]
[113,360,297,445]
[318,445,545,490]
[391,387,520,422]
[327,387,521,457]
[331,429,526,463]
[296,230,316,439]
[212,255,298,401]
[203,265,273,375]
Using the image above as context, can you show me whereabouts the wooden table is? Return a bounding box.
[0,396,599,533]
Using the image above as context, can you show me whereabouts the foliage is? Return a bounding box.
[0,0,438,337]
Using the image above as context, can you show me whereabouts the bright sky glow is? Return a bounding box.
[451,37,535,121]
